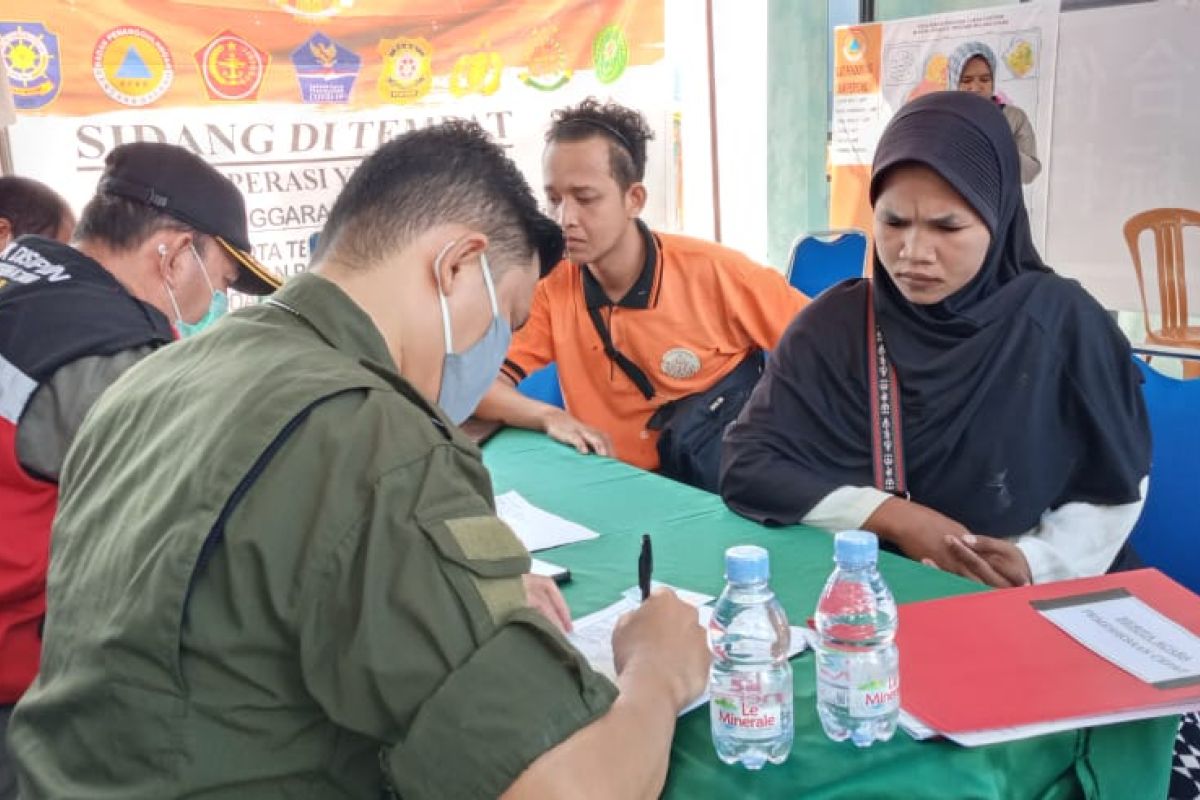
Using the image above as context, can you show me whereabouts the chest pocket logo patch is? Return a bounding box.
[661,347,701,379]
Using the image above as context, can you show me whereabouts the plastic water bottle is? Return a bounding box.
[708,545,794,769]
[815,530,900,747]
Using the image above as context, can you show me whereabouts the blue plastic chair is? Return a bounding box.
[1128,358,1200,594]
[516,362,564,409]
[787,229,868,298]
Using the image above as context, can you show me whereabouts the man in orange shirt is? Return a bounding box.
[475,99,808,475]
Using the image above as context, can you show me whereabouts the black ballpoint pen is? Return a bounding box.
[638,534,653,601]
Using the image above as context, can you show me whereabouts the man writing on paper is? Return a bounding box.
[473,99,808,488]
[9,122,710,799]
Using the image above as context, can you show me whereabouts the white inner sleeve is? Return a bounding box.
[802,485,893,532]
[803,479,1149,586]
[1014,476,1149,584]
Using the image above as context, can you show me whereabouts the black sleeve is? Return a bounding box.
[719,282,876,525]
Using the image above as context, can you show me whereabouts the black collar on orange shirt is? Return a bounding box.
[581,219,660,310]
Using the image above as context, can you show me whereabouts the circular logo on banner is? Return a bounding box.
[196,31,268,101]
[661,348,701,380]
[1,22,62,109]
[592,25,629,84]
[842,28,867,63]
[92,26,174,107]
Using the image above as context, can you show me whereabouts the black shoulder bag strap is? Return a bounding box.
[866,287,908,497]
[586,304,656,401]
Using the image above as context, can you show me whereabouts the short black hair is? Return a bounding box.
[0,176,73,239]
[317,120,563,275]
[74,193,200,252]
[546,98,655,189]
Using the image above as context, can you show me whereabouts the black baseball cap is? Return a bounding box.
[97,142,281,296]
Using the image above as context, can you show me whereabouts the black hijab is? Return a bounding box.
[721,91,1149,538]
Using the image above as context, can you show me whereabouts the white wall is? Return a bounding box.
[1045,0,1200,312]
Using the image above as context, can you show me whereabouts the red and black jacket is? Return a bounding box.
[0,235,173,703]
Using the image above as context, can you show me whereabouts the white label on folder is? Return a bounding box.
[1036,590,1200,689]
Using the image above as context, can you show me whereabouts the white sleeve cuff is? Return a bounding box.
[1014,477,1149,584]
[802,486,893,532]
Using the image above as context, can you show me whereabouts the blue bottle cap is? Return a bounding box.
[725,545,770,584]
[834,530,878,568]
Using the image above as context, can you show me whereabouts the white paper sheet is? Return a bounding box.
[494,490,600,552]
[1037,593,1200,688]
[529,558,569,581]
[902,700,1200,747]
[567,585,809,717]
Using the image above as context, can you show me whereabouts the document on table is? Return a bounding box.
[1035,588,1200,689]
[567,585,810,717]
[494,490,599,552]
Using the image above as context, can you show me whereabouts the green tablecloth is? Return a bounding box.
[483,429,1176,799]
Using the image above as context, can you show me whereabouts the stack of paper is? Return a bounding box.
[898,569,1200,747]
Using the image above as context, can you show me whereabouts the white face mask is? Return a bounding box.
[432,243,512,424]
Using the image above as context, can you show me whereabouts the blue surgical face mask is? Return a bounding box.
[433,245,512,425]
[164,243,228,338]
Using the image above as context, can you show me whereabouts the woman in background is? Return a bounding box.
[949,41,1042,184]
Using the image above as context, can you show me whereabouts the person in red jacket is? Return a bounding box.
[0,143,279,799]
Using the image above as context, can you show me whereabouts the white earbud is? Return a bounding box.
[157,243,168,256]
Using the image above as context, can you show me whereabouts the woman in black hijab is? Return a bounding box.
[720,91,1149,587]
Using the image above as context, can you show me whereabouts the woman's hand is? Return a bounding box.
[948,534,1032,586]
[865,497,1026,588]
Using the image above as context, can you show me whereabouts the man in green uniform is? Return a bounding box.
[8,122,709,798]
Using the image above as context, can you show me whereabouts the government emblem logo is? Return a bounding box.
[449,45,502,98]
[1,22,61,110]
[592,24,628,85]
[92,26,174,107]
[196,30,269,101]
[519,26,571,92]
[842,28,867,63]
[377,37,432,104]
[291,32,359,103]
[273,0,354,21]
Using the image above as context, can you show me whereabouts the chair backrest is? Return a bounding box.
[1123,208,1200,339]
[787,229,868,298]
[516,362,564,409]
[1128,358,1200,594]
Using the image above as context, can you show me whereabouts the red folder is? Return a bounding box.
[898,569,1200,734]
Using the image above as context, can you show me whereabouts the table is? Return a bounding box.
[483,428,1177,799]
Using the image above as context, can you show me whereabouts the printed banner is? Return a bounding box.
[830,2,1059,252]
[3,0,668,306]
[2,1,660,115]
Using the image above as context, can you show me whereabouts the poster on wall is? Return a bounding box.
[1,0,670,305]
[829,1,1060,252]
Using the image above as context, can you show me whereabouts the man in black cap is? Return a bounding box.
[0,141,278,797]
